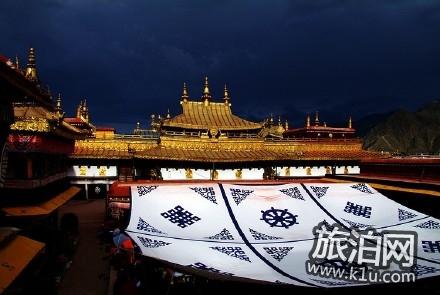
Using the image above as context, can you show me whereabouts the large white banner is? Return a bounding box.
[125,182,440,287]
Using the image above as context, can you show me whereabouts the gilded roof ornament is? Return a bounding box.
[224,84,230,101]
[306,113,311,128]
[348,116,352,129]
[55,93,63,117]
[315,111,320,126]
[15,55,20,71]
[76,100,83,118]
[166,109,171,119]
[181,82,189,102]
[25,47,39,82]
[202,76,211,102]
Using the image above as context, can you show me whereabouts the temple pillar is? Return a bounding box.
[85,183,89,200]
[26,157,33,179]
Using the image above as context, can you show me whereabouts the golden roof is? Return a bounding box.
[162,101,262,131]
[71,137,380,162]
[10,104,85,138]
[72,144,378,162]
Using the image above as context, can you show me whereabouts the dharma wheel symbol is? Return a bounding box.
[260,207,298,228]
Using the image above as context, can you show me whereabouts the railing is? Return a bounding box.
[163,131,201,137]
[114,134,159,140]
[4,171,67,189]
[264,137,362,143]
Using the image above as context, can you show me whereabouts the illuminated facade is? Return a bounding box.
[69,77,377,198]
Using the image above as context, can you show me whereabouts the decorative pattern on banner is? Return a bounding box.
[261,207,298,228]
[188,262,234,276]
[230,188,253,205]
[350,183,374,194]
[127,182,440,287]
[206,228,234,240]
[190,187,217,204]
[137,185,158,196]
[344,201,372,218]
[249,228,282,240]
[161,205,201,228]
[137,217,166,234]
[137,236,170,248]
[210,246,251,262]
[263,247,294,262]
[411,264,440,277]
[341,218,373,229]
[421,241,440,253]
[398,208,418,221]
[415,220,440,229]
[279,187,305,201]
[311,279,353,286]
[310,186,329,199]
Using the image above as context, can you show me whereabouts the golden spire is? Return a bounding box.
[202,76,211,103]
[323,121,327,127]
[55,93,63,116]
[285,119,289,130]
[278,115,282,126]
[314,111,320,126]
[136,122,141,130]
[181,82,189,102]
[166,108,171,119]
[15,55,20,71]
[348,116,352,129]
[270,113,274,125]
[25,47,39,82]
[76,100,83,118]
[306,113,311,127]
[47,85,53,100]
[82,99,89,122]
[224,84,230,104]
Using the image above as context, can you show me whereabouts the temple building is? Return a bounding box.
[284,112,355,139]
[0,47,87,293]
[69,77,377,198]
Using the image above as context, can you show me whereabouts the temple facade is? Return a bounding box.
[69,77,378,198]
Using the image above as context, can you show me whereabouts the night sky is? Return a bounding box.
[1,0,440,132]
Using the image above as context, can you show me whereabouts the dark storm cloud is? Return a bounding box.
[1,0,440,131]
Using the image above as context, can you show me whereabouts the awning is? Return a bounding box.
[125,182,440,287]
[2,186,81,217]
[0,235,45,293]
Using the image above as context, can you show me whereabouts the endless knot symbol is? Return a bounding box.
[230,188,254,205]
[137,236,170,248]
[344,201,372,218]
[190,187,217,204]
[137,185,158,196]
[350,183,374,194]
[161,205,201,228]
[260,207,298,228]
[279,187,305,201]
[310,186,329,199]
[422,241,440,253]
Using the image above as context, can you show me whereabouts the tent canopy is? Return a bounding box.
[125,182,440,288]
